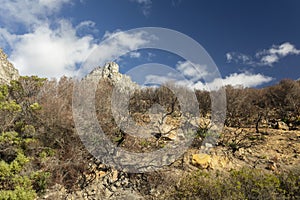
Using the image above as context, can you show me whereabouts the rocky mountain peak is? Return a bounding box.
[87,62,138,90]
[102,62,122,82]
[0,48,19,85]
[88,62,121,83]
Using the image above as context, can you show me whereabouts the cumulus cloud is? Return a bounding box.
[145,72,272,90]
[80,30,151,76]
[9,20,97,78]
[175,60,272,89]
[145,60,273,90]
[0,0,150,79]
[268,42,300,56]
[130,0,152,16]
[0,1,153,78]
[175,61,208,81]
[258,42,300,66]
[208,72,273,89]
[0,0,102,78]
[260,54,279,65]
[0,0,72,30]
[226,42,300,66]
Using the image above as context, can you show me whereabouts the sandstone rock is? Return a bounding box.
[191,153,211,169]
[276,121,289,130]
[0,48,19,85]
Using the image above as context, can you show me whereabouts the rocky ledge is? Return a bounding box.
[0,48,19,85]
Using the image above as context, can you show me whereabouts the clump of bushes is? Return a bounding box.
[1,76,95,197]
[0,131,51,200]
[168,167,300,200]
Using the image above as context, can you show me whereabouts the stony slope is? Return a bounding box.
[42,62,300,199]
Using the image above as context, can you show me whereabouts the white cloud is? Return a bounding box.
[103,30,151,51]
[258,42,300,66]
[80,30,152,76]
[130,0,152,16]
[76,21,97,32]
[9,20,97,78]
[129,51,141,58]
[145,71,272,90]
[226,42,300,66]
[145,74,176,85]
[268,42,300,56]
[143,60,210,89]
[145,60,273,90]
[0,0,72,30]
[225,52,254,66]
[226,53,233,62]
[3,26,151,78]
[260,54,279,65]
[0,0,101,78]
[175,61,208,81]
[208,72,273,89]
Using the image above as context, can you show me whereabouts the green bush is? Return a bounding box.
[279,168,300,199]
[230,168,282,199]
[0,130,52,198]
[169,167,299,200]
[31,171,51,194]
[0,149,37,199]
[0,186,36,200]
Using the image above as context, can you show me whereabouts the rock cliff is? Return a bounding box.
[87,62,138,91]
[0,48,19,85]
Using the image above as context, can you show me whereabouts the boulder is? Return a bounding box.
[276,121,289,130]
[191,153,211,169]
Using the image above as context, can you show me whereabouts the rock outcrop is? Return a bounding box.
[88,62,121,83]
[191,153,211,169]
[87,62,135,87]
[0,48,19,85]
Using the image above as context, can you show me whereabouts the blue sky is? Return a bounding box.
[0,0,299,89]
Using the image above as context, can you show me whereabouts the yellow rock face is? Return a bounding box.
[192,153,211,169]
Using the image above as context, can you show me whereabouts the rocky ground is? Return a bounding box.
[40,126,300,200]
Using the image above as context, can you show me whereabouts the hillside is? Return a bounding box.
[0,50,299,199]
